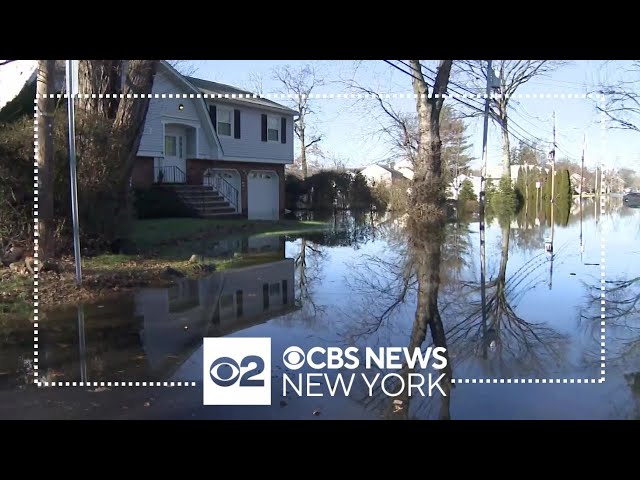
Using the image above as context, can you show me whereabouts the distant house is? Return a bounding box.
[448,174,481,200]
[358,163,410,186]
[570,173,584,194]
[393,159,414,180]
[607,174,626,193]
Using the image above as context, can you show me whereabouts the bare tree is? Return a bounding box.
[408,60,452,217]
[460,61,566,180]
[598,61,640,133]
[273,64,323,179]
[167,60,199,77]
[246,72,265,96]
[77,60,158,222]
[36,60,57,261]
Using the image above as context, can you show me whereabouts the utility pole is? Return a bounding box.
[551,111,556,205]
[579,133,586,261]
[580,133,586,197]
[550,111,556,249]
[545,112,556,256]
[479,59,493,356]
[66,60,82,285]
[479,60,493,216]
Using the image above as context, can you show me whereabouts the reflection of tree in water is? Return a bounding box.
[441,220,474,284]
[292,237,327,320]
[287,210,403,326]
[625,371,640,419]
[345,215,453,420]
[301,210,384,248]
[581,273,640,418]
[448,217,567,376]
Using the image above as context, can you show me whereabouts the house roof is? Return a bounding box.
[362,163,406,178]
[184,75,299,116]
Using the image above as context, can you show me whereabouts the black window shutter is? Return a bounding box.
[209,105,217,131]
[234,109,241,138]
[281,117,286,144]
[261,114,267,142]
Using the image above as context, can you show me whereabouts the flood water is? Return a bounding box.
[2,195,639,419]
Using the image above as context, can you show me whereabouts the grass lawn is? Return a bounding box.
[82,217,330,280]
[131,218,328,250]
[0,274,32,317]
[4,217,331,312]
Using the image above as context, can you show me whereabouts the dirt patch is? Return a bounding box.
[42,261,197,306]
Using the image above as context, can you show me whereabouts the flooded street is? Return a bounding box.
[1,196,639,419]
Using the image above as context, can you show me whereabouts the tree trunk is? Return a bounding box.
[501,112,511,180]
[36,60,57,261]
[77,60,158,234]
[409,60,452,215]
[113,60,158,201]
[387,220,452,420]
[299,123,308,179]
[496,221,510,299]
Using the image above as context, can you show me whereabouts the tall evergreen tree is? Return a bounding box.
[440,105,474,184]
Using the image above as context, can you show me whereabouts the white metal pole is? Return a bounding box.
[66,60,82,285]
[479,60,492,353]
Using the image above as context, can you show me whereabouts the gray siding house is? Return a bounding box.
[133,61,298,220]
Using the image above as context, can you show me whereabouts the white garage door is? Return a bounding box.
[248,170,279,220]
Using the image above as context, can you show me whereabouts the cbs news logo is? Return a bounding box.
[203,337,271,405]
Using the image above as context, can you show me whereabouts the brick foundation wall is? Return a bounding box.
[132,157,154,189]
[186,159,286,218]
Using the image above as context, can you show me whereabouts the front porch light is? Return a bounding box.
[178,104,185,111]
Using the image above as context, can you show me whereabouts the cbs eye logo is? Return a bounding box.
[209,355,265,387]
[203,337,272,406]
[282,346,305,370]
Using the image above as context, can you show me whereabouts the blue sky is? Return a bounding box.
[179,60,639,172]
[1,60,636,172]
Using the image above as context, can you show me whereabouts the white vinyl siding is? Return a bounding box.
[136,63,294,165]
[209,103,293,164]
[137,69,218,159]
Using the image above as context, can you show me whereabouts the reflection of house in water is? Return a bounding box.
[134,250,295,375]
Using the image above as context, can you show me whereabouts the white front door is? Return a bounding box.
[248,171,279,220]
[161,125,187,183]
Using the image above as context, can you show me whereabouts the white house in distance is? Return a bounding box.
[449,174,481,200]
[133,61,298,220]
[357,159,414,186]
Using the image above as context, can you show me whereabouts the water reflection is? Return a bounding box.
[3,196,638,419]
[33,237,297,385]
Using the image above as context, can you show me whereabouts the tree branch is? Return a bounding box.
[305,135,323,149]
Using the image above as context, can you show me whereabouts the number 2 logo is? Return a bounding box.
[209,355,265,387]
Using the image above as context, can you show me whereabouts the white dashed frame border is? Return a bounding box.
[32,92,607,387]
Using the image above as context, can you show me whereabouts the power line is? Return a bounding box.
[383,60,578,161]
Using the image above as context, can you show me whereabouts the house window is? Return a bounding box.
[217,109,232,136]
[165,136,177,156]
[267,116,279,142]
